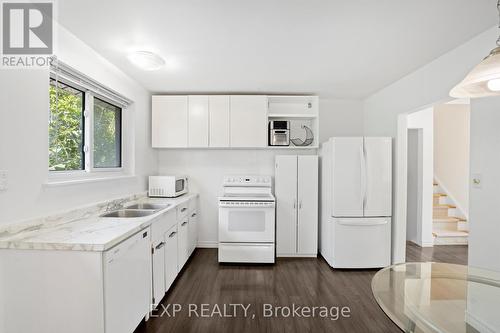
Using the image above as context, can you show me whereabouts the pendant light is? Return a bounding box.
[450,0,500,98]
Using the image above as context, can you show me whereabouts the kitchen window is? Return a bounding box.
[49,78,86,171]
[93,98,122,169]
[48,59,131,184]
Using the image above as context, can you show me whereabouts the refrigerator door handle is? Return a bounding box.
[360,144,367,212]
[338,220,388,226]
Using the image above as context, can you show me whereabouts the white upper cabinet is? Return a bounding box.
[230,96,267,147]
[209,96,230,147]
[151,95,318,149]
[152,96,188,148]
[188,96,209,147]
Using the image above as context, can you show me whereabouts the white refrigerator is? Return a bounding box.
[320,137,392,268]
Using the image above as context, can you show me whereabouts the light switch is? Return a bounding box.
[0,170,7,191]
[472,173,482,189]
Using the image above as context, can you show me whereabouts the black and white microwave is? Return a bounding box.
[148,175,188,198]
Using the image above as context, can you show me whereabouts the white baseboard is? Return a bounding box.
[421,240,434,247]
[197,241,218,248]
[277,253,317,258]
[410,239,434,248]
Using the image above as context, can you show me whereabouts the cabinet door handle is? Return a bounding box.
[181,207,187,212]
[168,231,177,238]
[299,200,302,209]
[181,221,188,226]
[191,212,197,217]
[155,242,165,250]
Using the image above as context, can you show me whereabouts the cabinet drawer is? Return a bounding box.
[151,210,176,242]
[177,203,189,219]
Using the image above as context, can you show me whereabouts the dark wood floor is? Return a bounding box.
[135,243,467,333]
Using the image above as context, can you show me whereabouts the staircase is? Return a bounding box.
[433,181,468,245]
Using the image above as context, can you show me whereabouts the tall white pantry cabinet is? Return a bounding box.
[275,155,318,257]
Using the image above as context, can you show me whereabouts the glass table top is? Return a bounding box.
[371,262,500,333]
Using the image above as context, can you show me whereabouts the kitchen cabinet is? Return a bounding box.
[275,155,318,257]
[209,95,230,147]
[175,197,198,271]
[177,216,189,269]
[230,96,267,147]
[152,96,188,148]
[188,95,209,147]
[164,225,178,291]
[1,195,199,333]
[104,228,151,333]
[150,209,175,307]
[151,238,166,308]
[188,209,198,254]
[151,95,319,149]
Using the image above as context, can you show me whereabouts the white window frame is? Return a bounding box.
[47,59,132,185]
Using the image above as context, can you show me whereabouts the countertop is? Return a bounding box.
[0,193,198,252]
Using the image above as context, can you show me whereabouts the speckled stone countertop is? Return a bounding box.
[0,193,198,252]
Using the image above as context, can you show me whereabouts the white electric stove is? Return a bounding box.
[218,175,276,263]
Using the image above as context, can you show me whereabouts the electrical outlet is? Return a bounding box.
[0,170,8,191]
[472,173,482,189]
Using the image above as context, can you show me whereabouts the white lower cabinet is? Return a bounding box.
[164,225,178,291]
[188,210,198,254]
[151,238,166,307]
[1,197,199,333]
[150,209,175,308]
[150,198,198,309]
[177,217,189,269]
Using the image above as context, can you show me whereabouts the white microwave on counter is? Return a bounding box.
[149,176,188,198]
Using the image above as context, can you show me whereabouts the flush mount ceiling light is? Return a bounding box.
[127,51,165,71]
[450,1,500,98]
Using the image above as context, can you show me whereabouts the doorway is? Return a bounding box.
[394,100,471,263]
[406,108,434,248]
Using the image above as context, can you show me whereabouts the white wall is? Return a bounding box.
[362,26,496,263]
[433,103,470,217]
[468,97,500,272]
[0,24,157,225]
[157,98,364,246]
[364,27,496,138]
[406,129,421,244]
[319,98,364,142]
[407,108,434,247]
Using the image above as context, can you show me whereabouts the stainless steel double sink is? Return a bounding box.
[101,203,171,218]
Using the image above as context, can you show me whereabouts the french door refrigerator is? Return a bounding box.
[320,137,392,268]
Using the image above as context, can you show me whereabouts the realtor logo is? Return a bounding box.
[2,1,53,54]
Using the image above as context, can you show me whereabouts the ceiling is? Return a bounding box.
[57,0,497,99]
